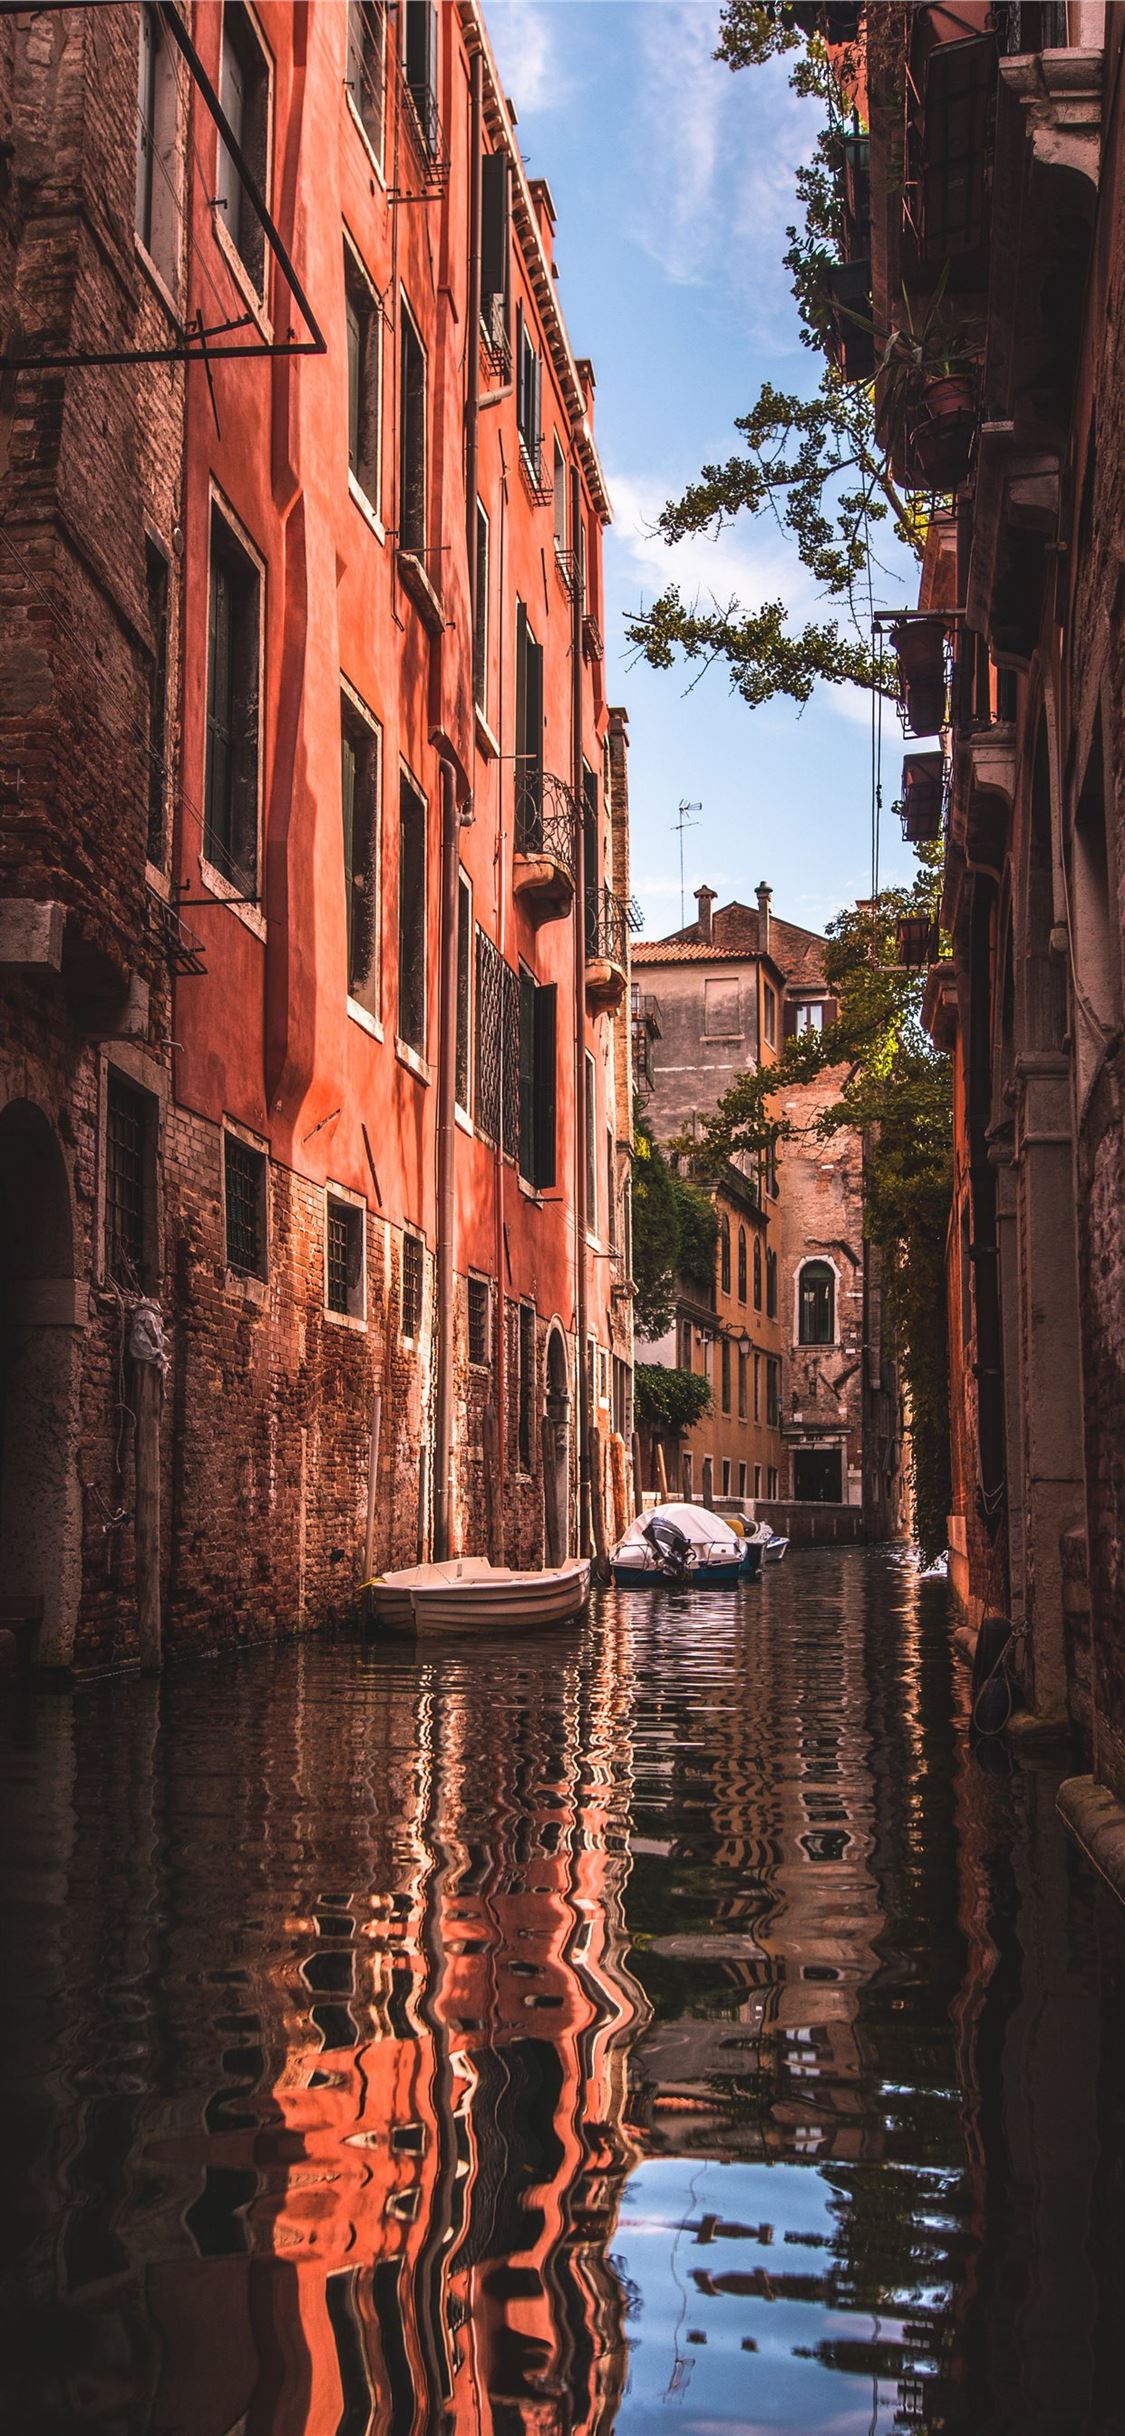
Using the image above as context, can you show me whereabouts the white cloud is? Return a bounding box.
[606,462,817,630]
[484,0,575,117]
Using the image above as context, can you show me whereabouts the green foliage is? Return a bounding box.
[632,1122,719,1337]
[635,1364,713,1434]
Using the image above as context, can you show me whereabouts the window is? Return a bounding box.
[719,1215,731,1295]
[205,506,261,894]
[401,1232,424,1340]
[738,1462,747,1499]
[399,300,426,556]
[518,1301,536,1470]
[737,1225,747,1304]
[397,773,426,1054]
[326,1195,365,1319]
[721,1338,731,1414]
[480,150,511,353]
[473,503,489,714]
[341,689,380,1017]
[763,983,777,1047]
[623,1174,633,1281]
[607,1125,618,1253]
[516,970,556,1189]
[678,1319,693,1372]
[766,1358,780,1428]
[402,0,439,160]
[514,603,543,839]
[738,1346,748,1419]
[722,1459,731,1498]
[753,1236,762,1311]
[217,2,270,293]
[754,1350,761,1421]
[345,0,385,167]
[754,1463,762,1499]
[798,1260,835,1345]
[613,1355,631,1441]
[145,541,170,868]
[135,4,179,286]
[516,304,541,472]
[767,1465,779,1500]
[106,1071,153,1287]
[476,929,519,1154]
[584,1052,597,1235]
[582,765,599,949]
[766,1137,779,1199]
[597,1346,610,1406]
[793,1000,824,1034]
[455,872,472,1112]
[467,1274,491,1368]
[553,438,567,552]
[345,242,381,512]
[224,1132,267,1278]
[703,978,739,1039]
[766,1248,778,1319]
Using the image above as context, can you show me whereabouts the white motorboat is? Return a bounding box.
[610,1503,762,1587]
[764,1534,789,1563]
[366,1555,591,1637]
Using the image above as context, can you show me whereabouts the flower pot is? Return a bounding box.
[891,619,947,737]
[908,373,977,490]
[899,750,945,843]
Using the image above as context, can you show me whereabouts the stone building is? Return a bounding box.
[0,0,633,1672]
[850,0,1125,1882]
[634,887,903,1536]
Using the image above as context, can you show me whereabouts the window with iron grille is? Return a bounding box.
[518,1301,536,1470]
[474,927,518,1155]
[105,1071,152,1286]
[467,1275,491,1369]
[401,1231,424,1340]
[326,1195,364,1320]
[224,1132,267,1278]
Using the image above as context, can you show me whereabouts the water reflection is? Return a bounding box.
[3,1552,1125,2434]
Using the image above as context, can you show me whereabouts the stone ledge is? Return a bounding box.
[1058,1775,1125,1904]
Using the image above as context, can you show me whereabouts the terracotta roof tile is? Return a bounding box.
[636,898,829,988]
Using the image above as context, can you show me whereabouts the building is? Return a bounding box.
[0,0,634,1672]
[634,886,902,1535]
[845,0,1125,1879]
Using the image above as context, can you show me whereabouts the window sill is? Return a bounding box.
[224,1267,269,1310]
[345,88,387,188]
[395,1036,431,1085]
[347,996,384,1040]
[455,1103,474,1135]
[474,705,500,761]
[324,1302,368,1333]
[199,858,267,941]
[145,859,171,900]
[134,235,181,323]
[348,469,385,543]
[396,548,445,634]
[212,210,273,337]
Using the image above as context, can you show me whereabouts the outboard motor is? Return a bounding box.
[641,1515,694,1578]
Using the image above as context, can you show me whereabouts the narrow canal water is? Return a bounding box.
[4,1548,1125,2435]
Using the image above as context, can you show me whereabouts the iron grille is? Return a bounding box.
[514,768,576,876]
[586,881,628,970]
[225,1135,266,1277]
[553,545,582,601]
[475,929,520,1156]
[518,435,554,508]
[393,52,449,197]
[402,1233,424,1340]
[581,612,604,662]
[467,1275,491,1368]
[327,1200,362,1316]
[106,1072,147,1285]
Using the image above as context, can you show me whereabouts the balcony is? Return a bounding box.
[518,433,554,508]
[631,988,663,1103]
[897,750,946,845]
[586,882,628,1010]
[393,60,449,199]
[513,770,576,920]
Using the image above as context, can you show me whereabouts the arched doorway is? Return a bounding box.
[0,1100,83,1670]
[543,1325,570,1567]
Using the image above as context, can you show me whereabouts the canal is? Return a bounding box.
[4,1548,1125,2435]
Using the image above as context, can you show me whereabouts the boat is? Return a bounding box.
[764,1533,789,1563]
[366,1555,591,1638]
[610,1504,762,1588]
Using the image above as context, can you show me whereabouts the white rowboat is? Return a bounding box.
[367,1556,591,1638]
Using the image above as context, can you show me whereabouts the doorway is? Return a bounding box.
[0,1100,83,1667]
[543,1325,570,1565]
[793,1446,842,1504]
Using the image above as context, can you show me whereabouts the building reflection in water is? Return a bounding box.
[5,1555,1125,2435]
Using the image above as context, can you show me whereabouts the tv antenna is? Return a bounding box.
[673,801,701,928]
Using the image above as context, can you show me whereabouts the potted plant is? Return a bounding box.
[898,750,945,843]
[891,616,948,737]
[879,278,977,491]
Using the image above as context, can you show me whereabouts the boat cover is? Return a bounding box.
[613,1503,743,1556]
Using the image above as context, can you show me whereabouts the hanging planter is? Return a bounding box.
[898,750,945,843]
[907,372,977,490]
[895,913,939,971]
[891,617,948,737]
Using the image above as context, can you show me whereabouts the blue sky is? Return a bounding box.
[485,0,919,940]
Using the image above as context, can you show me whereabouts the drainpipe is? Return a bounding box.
[466,49,482,592]
[433,755,460,1562]
[571,465,590,1554]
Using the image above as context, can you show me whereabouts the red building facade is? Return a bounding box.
[0,0,633,1670]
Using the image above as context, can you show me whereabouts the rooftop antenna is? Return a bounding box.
[673,801,701,929]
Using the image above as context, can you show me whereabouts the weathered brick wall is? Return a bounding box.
[775,1070,866,1507]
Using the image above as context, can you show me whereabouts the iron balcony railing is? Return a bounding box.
[514,767,576,876]
[518,432,554,507]
[586,880,628,969]
[394,58,449,197]
[631,992,663,1099]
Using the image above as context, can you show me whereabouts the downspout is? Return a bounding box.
[571,465,589,1554]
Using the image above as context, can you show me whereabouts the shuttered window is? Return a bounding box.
[518,971,556,1190]
[205,508,261,895]
[341,690,380,1015]
[397,774,426,1052]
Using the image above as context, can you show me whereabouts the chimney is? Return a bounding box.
[694,884,716,944]
[756,881,772,957]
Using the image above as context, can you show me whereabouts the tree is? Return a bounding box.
[634,1365,713,1433]
[631,1119,719,1340]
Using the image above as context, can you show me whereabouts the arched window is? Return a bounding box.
[753,1236,762,1310]
[766,1248,778,1319]
[798,1259,834,1344]
[719,1214,731,1294]
[737,1226,747,1303]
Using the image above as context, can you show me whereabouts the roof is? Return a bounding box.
[635,899,829,991]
